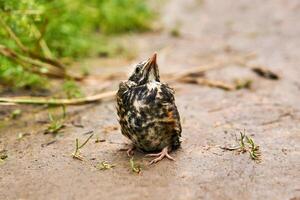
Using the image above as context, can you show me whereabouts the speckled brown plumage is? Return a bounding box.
[116,53,181,163]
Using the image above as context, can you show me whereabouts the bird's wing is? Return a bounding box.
[156,84,182,136]
[137,82,182,136]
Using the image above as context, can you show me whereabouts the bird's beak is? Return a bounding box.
[144,53,160,81]
[149,53,157,66]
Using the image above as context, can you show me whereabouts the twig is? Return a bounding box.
[41,139,57,147]
[220,146,240,151]
[0,53,257,105]
[178,77,235,91]
[31,23,54,59]
[251,66,279,80]
[165,54,256,90]
[166,61,224,82]
[166,53,256,82]
[0,90,116,105]
[0,17,27,52]
[0,44,66,78]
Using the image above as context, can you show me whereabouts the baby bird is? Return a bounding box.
[116,53,182,164]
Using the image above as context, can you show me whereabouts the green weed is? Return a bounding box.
[62,80,84,99]
[72,132,94,160]
[130,157,141,174]
[96,161,115,170]
[0,0,154,89]
[45,106,66,134]
[222,130,262,162]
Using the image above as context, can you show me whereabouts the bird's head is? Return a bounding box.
[128,53,160,85]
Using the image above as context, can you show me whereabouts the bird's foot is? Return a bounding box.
[120,145,135,157]
[145,146,174,165]
[126,146,135,157]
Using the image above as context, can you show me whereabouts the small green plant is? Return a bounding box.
[11,109,22,119]
[0,150,8,164]
[45,106,66,134]
[62,80,84,99]
[96,161,115,170]
[130,157,141,174]
[97,0,153,34]
[221,130,262,162]
[0,0,154,89]
[235,79,252,90]
[72,132,94,160]
[245,135,261,161]
[0,63,47,90]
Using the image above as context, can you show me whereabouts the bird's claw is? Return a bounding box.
[119,145,135,157]
[146,147,175,165]
[126,147,135,157]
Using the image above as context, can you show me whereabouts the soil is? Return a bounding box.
[1,0,300,199]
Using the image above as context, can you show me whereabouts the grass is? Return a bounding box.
[238,131,247,152]
[96,161,115,170]
[97,0,153,34]
[0,0,154,89]
[45,106,66,134]
[245,135,261,161]
[235,79,252,90]
[0,63,48,90]
[130,157,141,174]
[0,150,8,164]
[72,131,94,160]
[221,130,262,162]
[11,109,22,119]
[62,80,84,99]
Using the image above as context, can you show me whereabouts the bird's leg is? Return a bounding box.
[145,146,175,165]
[119,144,135,157]
[126,145,135,157]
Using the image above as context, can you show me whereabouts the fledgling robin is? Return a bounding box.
[116,53,181,164]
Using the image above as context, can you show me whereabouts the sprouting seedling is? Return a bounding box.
[96,161,115,170]
[130,157,141,174]
[45,105,66,134]
[11,109,22,119]
[221,130,262,163]
[0,150,8,164]
[72,132,94,160]
[246,136,261,162]
[238,131,247,153]
[63,80,84,99]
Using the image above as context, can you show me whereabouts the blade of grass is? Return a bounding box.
[130,157,141,174]
[72,132,94,160]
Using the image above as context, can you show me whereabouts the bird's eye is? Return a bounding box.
[135,67,140,73]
